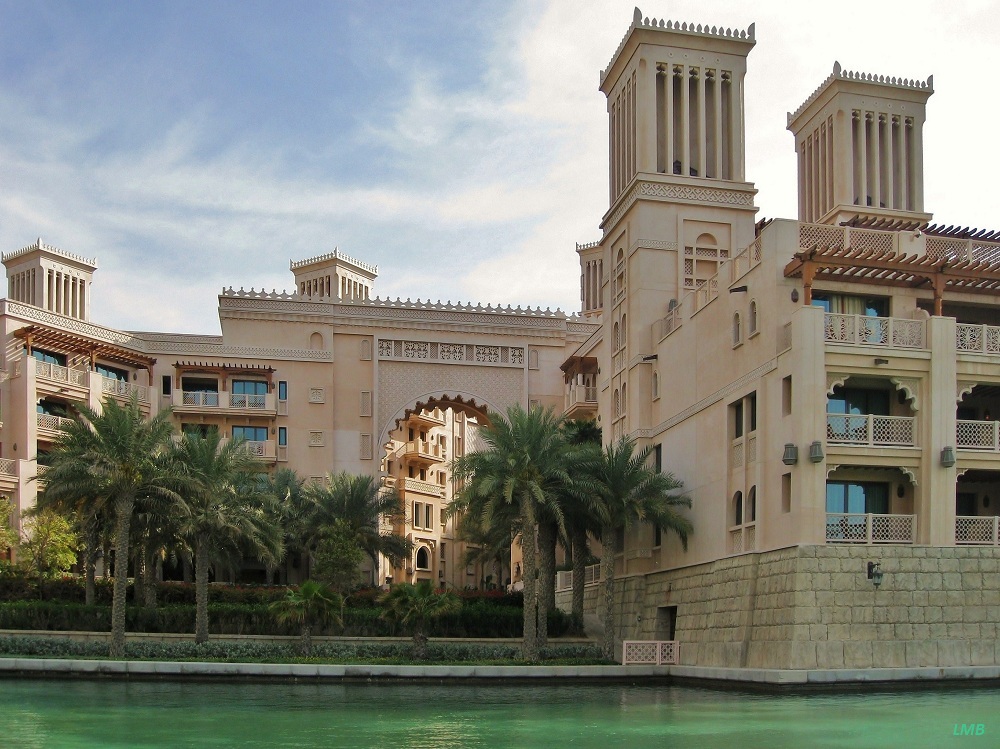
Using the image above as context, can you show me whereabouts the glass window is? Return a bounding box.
[95,363,128,381]
[277,427,287,447]
[278,381,288,401]
[811,293,888,317]
[733,400,744,438]
[162,375,172,395]
[232,426,267,442]
[826,482,889,514]
[232,380,267,395]
[748,392,757,432]
[30,348,66,366]
[416,547,430,570]
[827,387,890,416]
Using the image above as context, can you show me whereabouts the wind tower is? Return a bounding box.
[787,63,933,227]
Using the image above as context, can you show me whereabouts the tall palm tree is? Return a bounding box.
[41,395,180,658]
[300,472,411,583]
[171,429,283,644]
[560,419,603,629]
[379,580,462,659]
[270,580,343,656]
[584,437,691,660]
[451,405,570,662]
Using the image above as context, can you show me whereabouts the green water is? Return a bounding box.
[1,680,996,748]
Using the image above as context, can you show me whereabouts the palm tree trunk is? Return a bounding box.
[413,630,428,660]
[84,514,98,607]
[133,544,145,604]
[109,496,134,659]
[520,498,539,662]
[537,520,556,648]
[300,624,312,656]
[600,525,617,661]
[195,535,210,644]
[143,544,158,608]
[571,525,587,633]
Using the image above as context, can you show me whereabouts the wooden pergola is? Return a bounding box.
[784,245,1000,316]
[173,361,275,391]
[12,325,156,370]
[560,354,599,383]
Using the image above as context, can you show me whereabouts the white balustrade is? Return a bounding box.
[826,414,915,447]
[35,359,88,386]
[729,523,756,554]
[957,420,1000,451]
[824,314,925,349]
[552,563,602,593]
[37,413,74,433]
[0,458,16,476]
[825,513,915,544]
[399,478,444,497]
[622,640,679,665]
[100,376,149,403]
[956,324,1000,355]
[230,393,267,409]
[955,516,1000,545]
[182,391,220,407]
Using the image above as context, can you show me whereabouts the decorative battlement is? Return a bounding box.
[788,61,933,126]
[289,248,377,275]
[2,238,97,268]
[602,7,754,84]
[576,241,601,252]
[221,286,571,318]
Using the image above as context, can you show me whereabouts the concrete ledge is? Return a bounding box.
[668,664,1000,686]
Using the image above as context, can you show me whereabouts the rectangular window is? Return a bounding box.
[782,473,792,513]
[825,481,889,514]
[232,380,268,395]
[278,381,288,401]
[162,375,172,395]
[440,508,447,526]
[412,501,420,528]
[277,427,287,447]
[653,524,662,548]
[653,444,662,473]
[732,400,744,439]
[827,387,890,416]
[232,426,268,442]
[181,423,212,438]
[782,376,792,416]
[96,363,128,381]
[30,348,67,366]
[425,504,432,530]
[748,392,757,432]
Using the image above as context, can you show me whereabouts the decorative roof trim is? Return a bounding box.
[2,238,97,268]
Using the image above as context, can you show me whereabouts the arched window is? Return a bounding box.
[613,389,620,419]
[621,383,627,414]
[747,486,757,523]
[613,321,620,351]
[732,313,742,346]
[621,314,627,346]
[748,300,758,336]
[309,331,324,350]
[415,547,430,570]
[733,491,744,526]
[360,339,372,361]
[652,371,660,400]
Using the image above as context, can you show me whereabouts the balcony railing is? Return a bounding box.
[182,391,220,407]
[35,360,88,387]
[825,513,915,544]
[957,420,1000,451]
[402,441,445,461]
[622,640,679,666]
[955,516,1000,545]
[956,324,1000,355]
[824,314,925,349]
[399,478,444,497]
[37,413,74,433]
[729,523,756,554]
[242,440,276,460]
[826,414,916,447]
[101,376,149,403]
[178,391,274,411]
[0,458,16,477]
[565,385,597,410]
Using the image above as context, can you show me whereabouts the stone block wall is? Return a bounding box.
[555,545,1000,669]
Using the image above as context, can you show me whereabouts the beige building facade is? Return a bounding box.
[555,9,1000,669]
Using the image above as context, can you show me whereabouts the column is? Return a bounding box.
[680,65,690,177]
[911,119,924,212]
[899,118,910,211]
[713,71,723,179]
[869,112,880,208]
[884,115,895,210]
[697,68,707,178]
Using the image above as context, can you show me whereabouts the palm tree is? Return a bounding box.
[299,472,411,583]
[560,419,603,629]
[171,429,283,644]
[451,405,570,662]
[41,395,180,658]
[270,580,343,656]
[379,580,462,659]
[584,437,691,660]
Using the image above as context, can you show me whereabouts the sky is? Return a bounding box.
[1,0,998,334]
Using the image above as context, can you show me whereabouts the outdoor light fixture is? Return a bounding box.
[874,357,889,365]
[641,354,658,361]
[867,561,884,589]
[782,443,799,465]
[940,446,956,467]
[808,440,824,463]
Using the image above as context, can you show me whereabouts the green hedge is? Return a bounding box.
[0,634,604,663]
[0,600,572,638]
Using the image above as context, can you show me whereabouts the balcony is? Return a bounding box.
[564,384,597,420]
[398,478,445,498]
[957,420,1000,451]
[37,412,74,437]
[956,323,1000,355]
[407,409,446,427]
[241,440,276,462]
[823,313,925,349]
[34,359,88,387]
[174,390,276,414]
[825,513,916,544]
[555,563,602,592]
[955,516,1000,545]
[100,375,149,404]
[401,440,445,464]
[826,414,916,447]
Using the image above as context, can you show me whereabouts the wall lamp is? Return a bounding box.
[940,446,956,467]
[782,443,799,465]
[867,561,883,589]
[730,285,748,293]
[874,358,889,366]
[808,440,824,463]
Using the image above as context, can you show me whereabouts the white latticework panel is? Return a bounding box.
[657,641,679,665]
[848,228,894,254]
[872,416,915,446]
[824,313,856,343]
[872,514,914,543]
[826,514,868,543]
[729,527,744,554]
[799,223,844,249]
[955,516,999,545]
[926,236,969,261]
[731,440,745,468]
[622,641,658,664]
[956,420,997,450]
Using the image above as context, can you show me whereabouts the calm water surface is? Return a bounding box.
[2,680,996,748]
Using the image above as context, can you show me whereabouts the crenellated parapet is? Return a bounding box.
[788,61,933,126]
[2,238,97,269]
[289,248,377,275]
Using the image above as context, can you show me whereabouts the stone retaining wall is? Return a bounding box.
[556,545,1000,669]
